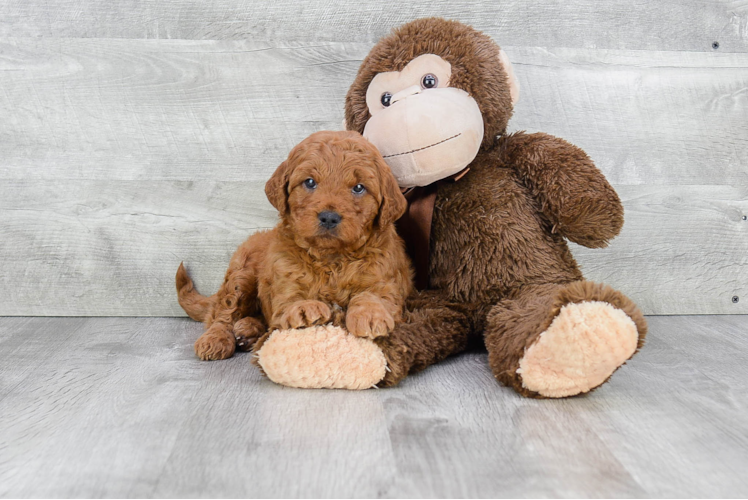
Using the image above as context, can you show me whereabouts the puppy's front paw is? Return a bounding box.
[280,300,332,329]
[346,302,395,339]
[195,325,235,360]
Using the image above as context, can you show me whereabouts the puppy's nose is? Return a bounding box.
[318,211,342,229]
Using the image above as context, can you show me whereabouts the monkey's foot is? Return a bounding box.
[517,301,639,398]
[254,325,387,390]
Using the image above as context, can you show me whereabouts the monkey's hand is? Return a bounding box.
[502,132,623,248]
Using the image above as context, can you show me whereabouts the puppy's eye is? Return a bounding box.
[352,184,366,195]
[421,74,438,89]
[381,92,392,107]
[303,178,317,190]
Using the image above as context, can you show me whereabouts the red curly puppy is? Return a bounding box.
[176,131,413,360]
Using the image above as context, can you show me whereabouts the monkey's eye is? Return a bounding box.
[381,92,392,107]
[303,178,317,190]
[421,74,438,89]
[352,184,366,195]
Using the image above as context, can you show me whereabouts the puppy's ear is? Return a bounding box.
[265,160,293,215]
[377,158,407,227]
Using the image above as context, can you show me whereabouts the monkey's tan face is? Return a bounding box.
[363,54,484,188]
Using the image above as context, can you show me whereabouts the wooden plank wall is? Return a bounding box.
[1,0,746,316]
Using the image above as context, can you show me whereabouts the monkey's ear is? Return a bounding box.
[265,160,293,215]
[377,159,408,227]
[498,49,520,106]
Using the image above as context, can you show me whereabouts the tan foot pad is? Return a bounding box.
[255,325,387,390]
[518,301,638,398]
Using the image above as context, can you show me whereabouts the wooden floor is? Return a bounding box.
[1,315,747,498]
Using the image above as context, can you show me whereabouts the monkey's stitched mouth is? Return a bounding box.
[382,133,461,159]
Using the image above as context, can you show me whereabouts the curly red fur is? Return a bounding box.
[177,131,413,360]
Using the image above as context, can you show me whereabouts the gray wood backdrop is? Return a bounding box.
[1,0,746,316]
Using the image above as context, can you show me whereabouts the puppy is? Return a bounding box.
[176,131,413,360]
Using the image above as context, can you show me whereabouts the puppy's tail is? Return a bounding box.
[176,262,212,322]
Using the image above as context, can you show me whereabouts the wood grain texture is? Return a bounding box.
[573,185,748,315]
[0,38,357,182]
[1,16,747,316]
[1,0,747,52]
[2,40,746,186]
[0,180,278,316]
[509,47,748,187]
[584,315,748,497]
[1,181,745,316]
[1,315,747,497]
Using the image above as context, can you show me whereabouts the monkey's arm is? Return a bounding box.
[501,132,623,248]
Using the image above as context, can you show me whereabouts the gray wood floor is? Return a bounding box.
[1,315,747,498]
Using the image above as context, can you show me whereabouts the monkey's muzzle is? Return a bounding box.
[363,87,484,188]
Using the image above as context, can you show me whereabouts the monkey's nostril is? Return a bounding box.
[318,211,342,229]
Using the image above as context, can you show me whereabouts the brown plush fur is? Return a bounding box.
[343,18,647,395]
[177,131,413,360]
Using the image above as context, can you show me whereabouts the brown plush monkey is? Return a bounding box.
[256,18,647,397]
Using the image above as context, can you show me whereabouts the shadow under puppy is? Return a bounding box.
[176,130,413,362]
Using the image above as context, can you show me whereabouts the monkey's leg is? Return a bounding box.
[375,294,476,387]
[485,281,647,398]
[252,291,475,389]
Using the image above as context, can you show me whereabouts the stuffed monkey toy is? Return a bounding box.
[255,17,647,397]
